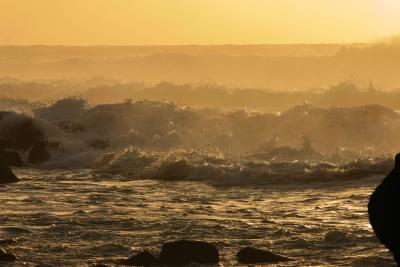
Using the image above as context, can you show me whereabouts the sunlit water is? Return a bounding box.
[0,168,396,266]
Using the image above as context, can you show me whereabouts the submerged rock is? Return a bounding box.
[159,240,219,265]
[0,164,19,184]
[236,247,290,264]
[0,150,23,167]
[122,251,158,266]
[0,248,16,261]
[323,230,349,243]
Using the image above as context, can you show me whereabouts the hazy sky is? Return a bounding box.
[1,0,400,45]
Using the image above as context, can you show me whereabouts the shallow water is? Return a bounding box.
[0,168,396,266]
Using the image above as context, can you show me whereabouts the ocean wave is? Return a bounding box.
[96,148,392,185]
[0,97,397,185]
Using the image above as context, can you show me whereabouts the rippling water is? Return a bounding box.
[0,168,396,266]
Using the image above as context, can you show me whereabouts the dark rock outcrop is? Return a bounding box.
[12,119,44,150]
[0,112,45,150]
[28,141,51,164]
[236,247,290,264]
[0,248,16,261]
[369,153,400,265]
[0,164,19,184]
[122,251,158,266]
[0,150,23,167]
[158,240,219,265]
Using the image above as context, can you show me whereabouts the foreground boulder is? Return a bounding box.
[159,240,219,265]
[0,164,19,184]
[0,150,23,167]
[122,251,158,266]
[236,247,290,264]
[0,248,16,261]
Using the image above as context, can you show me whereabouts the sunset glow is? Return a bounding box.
[1,0,400,45]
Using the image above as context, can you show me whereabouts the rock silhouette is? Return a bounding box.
[0,112,45,151]
[158,240,219,265]
[0,150,23,167]
[28,141,51,164]
[0,164,19,184]
[236,247,291,264]
[368,153,400,265]
[121,251,158,266]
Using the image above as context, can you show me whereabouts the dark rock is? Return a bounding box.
[28,141,51,164]
[323,230,349,243]
[236,247,290,264]
[0,138,13,151]
[0,248,16,261]
[89,139,110,150]
[122,251,158,266]
[0,150,23,167]
[13,118,44,150]
[369,153,400,264]
[159,240,219,265]
[0,164,19,184]
[0,113,45,151]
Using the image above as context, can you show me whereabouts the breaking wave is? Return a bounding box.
[0,96,398,185]
[97,148,393,185]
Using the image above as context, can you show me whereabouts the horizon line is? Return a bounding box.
[0,42,370,47]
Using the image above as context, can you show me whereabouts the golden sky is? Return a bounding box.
[1,0,400,45]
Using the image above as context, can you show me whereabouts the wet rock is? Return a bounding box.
[323,230,349,243]
[28,141,51,164]
[159,240,219,265]
[0,248,16,261]
[122,251,158,266]
[0,150,23,167]
[236,247,290,264]
[0,164,19,184]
